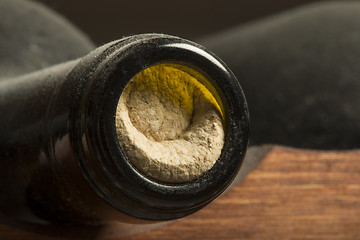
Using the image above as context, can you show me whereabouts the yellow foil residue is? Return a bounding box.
[130,64,223,118]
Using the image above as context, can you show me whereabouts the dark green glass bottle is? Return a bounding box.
[0,0,249,225]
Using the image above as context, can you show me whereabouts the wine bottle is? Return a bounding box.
[0,32,249,224]
[198,2,360,150]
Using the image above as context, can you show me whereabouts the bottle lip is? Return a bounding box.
[69,34,249,220]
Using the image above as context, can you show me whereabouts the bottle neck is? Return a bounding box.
[0,60,78,146]
[0,34,249,224]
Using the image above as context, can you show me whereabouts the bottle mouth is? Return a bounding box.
[115,63,226,184]
[70,34,249,220]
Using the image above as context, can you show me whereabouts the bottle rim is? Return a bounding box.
[69,33,249,220]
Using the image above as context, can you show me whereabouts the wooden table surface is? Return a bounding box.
[1,146,360,239]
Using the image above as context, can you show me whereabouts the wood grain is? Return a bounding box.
[1,146,360,239]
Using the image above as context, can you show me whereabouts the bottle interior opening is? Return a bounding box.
[115,63,226,183]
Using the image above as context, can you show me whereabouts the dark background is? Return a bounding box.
[34,0,321,45]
